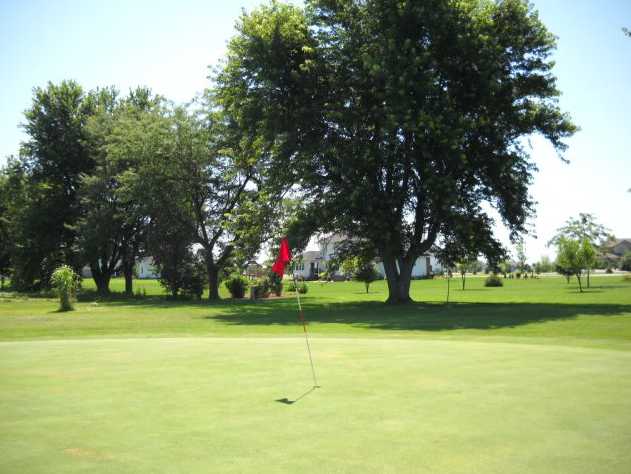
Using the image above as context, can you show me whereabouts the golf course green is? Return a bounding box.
[1,276,630,473]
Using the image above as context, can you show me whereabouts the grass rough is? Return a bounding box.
[1,276,630,473]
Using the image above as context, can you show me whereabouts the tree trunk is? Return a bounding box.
[461,273,466,290]
[207,265,220,300]
[576,273,583,293]
[92,272,111,296]
[365,282,369,294]
[120,243,136,297]
[586,268,590,288]
[383,256,414,304]
[446,276,450,303]
[124,267,133,296]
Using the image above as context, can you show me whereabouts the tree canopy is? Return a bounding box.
[215,0,576,303]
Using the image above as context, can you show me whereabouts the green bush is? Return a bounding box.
[224,274,249,299]
[181,261,206,299]
[484,274,503,287]
[267,271,283,296]
[50,265,79,311]
[252,277,270,298]
[286,281,308,294]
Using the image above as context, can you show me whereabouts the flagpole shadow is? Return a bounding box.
[275,386,319,405]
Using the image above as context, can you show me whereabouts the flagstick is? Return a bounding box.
[292,273,320,388]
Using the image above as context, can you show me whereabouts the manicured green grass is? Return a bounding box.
[1,276,630,473]
[1,276,630,349]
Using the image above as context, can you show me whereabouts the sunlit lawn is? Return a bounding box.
[1,276,630,473]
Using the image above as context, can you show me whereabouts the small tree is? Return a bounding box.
[556,237,593,292]
[582,240,596,288]
[555,263,573,284]
[498,260,511,278]
[456,259,476,290]
[340,257,359,280]
[50,265,79,311]
[516,242,528,276]
[548,213,611,288]
[537,256,554,273]
[354,261,379,294]
[224,274,249,298]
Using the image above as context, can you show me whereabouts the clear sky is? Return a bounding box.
[1,0,630,262]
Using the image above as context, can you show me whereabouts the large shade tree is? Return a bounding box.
[216,0,576,303]
[114,103,273,300]
[75,87,159,295]
[9,81,97,289]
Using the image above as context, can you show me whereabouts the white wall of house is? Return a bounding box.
[376,254,443,278]
[81,266,92,278]
[293,233,443,279]
[136,257,159,279]
[81,257,159,280]
[292,251,322,279]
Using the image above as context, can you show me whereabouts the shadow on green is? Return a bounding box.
[206,300,631,332]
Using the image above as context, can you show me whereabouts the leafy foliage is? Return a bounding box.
[484,275,504,287]
[8,81,98,289]
[112,102,273,300]
[50,265,79,311]
[74,87,157,295]
[224,274,249,299]
[353,261,380,294]
[556,237,596,292]
[549,214,607,287]
[548,213,611,248]
[215,0,576,303]
[266,271,283,296]
[286,280,308,294]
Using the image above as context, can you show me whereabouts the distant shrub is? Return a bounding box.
[253,277,271,298]
[50,265,79,311]
[605,267,613,274]
[288,281,308,294]
[623,274,631,283]
[266,271,283,296]
[484,274,503,287]
[224,274,249,299]
[181,262,206,299]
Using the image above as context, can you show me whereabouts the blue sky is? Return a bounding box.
[1,0,629,261]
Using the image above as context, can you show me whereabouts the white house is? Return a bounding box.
[375,254,443,280]
[81,256,159,279]
[293,234,443,280]
[136,257,159,279]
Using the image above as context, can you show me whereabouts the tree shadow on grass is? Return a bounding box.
[207,299,631,332]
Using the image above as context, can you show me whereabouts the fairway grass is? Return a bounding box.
[1,276,630,472]
[1,337,630,473]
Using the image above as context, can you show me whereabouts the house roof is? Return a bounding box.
[299,250,322,261]
[604,238,630,246]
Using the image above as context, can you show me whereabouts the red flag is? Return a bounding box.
[271,238,291,277]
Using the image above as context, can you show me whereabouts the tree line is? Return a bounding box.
[1,0,578,303]
[0,83,279,298]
